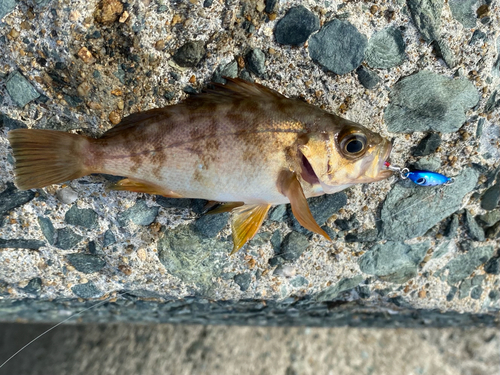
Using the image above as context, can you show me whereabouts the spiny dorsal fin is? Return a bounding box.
[100,108,170,139]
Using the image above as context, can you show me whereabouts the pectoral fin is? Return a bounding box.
[278,171,331,241]
[231,204,271,254]
[110,178,183,198]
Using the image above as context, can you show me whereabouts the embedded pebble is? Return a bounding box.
[412,133,441,157]
[279,231,309,261]
[449,0,478,28]
[480,182,500,210]
[102,230,116,247]
[365,27,405,69]
[308,19,367,75]
[315,275,364,301]
[66,253,106,274]
[414,156,441,171]
[406,0,443,42]
[71,281,103,298]
[233,273,252,291]
[356,66,381,90]
[54,228,83,250]
[443,246,495,285]
[245,49,266,77]
[477,210,500,227]
[23,277,42,295]
[484,257,500,275]
[464,210,485,241]
[0,114,27,130]
[65,205,99,229]
[486,222,500,239]
[445,214,460,238]
[117,200,159,226]
[0,183,36,221]
[212,60,238,83]
[193,212,229,238]
[5,71,40,107]
[0,0,17,20]
[358,241,430,284]
[265,0,277,13]
[268,205,286,222]
[38,216,56,245]
[56,187,78,204]
[0,239,45,249]
[274,6,319,46]
[173,41,205,68]
[290,276,308,288]
[384,71,480,133]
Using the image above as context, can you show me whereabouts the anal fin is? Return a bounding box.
[278,170,331,241]
[231,204,271,254]
[110,178,183,198]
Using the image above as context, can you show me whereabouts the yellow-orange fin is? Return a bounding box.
[278,171,331,241]
[7,129,91,190]
[206,202,244,215]
[230,204,271,254]
[110,178,183,198]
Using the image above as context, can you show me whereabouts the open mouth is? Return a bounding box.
[300,153,320,185]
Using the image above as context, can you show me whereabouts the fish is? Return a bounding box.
[7,78,392,253]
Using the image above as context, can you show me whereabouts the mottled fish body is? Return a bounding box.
[8,79,392,252]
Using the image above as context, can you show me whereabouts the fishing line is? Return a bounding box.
[0,291,126,370]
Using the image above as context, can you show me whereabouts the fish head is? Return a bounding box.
[298,122,392,194]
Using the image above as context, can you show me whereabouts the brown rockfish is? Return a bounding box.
[8,79,392,253]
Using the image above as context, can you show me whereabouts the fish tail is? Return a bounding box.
[7,129,95,190]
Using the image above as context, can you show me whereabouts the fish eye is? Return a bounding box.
[342,134,367,155]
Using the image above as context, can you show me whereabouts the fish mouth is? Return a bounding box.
[300,153,320,185]
[376,141,393,179]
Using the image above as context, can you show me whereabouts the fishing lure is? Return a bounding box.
[384,162,454,187]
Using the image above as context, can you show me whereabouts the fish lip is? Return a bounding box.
[377,141,393,179]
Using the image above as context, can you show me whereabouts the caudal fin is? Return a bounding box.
[7,129,92,190]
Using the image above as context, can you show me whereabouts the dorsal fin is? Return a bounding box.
[100,108,169,139]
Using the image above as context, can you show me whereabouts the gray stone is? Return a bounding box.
[38,216,56,245]
[0,183,36,219]
[477,210,500,227]
[157,226,230,293]
[274,6,319,46]
[464,210,485,241]
[270,230,282,253]
[412,133,441,157]
[245,49,266,77]
[459,278,473,299]
[55,187,78,204]
[203,0,213,7]
[5,71,40,107]
[0,0,17,20]
[102,230,116,247]
[71,281,103,298]
[446,286,458,301]
[54,228,83,250]
[212,60,238,83]
[268,205,286,222]
[0,239,45,249]
[365,27,405,69]
[315,275,364,301]
[384,71,479,133]
[117,200,159,226]
[66,254,106,274]
[289,193,347,234]
[414,156,441,171]
[449,0,477,28]
[249,232,272,246]
[308,19,367,75]
[432,241,451,259]
[358,241,430,283]
[480,182,500,210]
[486,222,500,239]
[445,214,460,238]
[380,168,478,241]
[406,0,443,42]
[344,229,379,243]
[443,246,495,285]
[172,41,205,68]
[193,212,229,238]
[469,30,487,45]
[23,277,42,295]
[471,286,483,299]
[0,114,27,131]
[233,273,252,291]
[265,0,278,14]
[356,66,381,89]
[290,276,308,288]
[484,90,500,113]
[280,231,309,261]
[432,38,456,68]
[484,257,499,275]
[65,205,99,229]
[334,216,359,231]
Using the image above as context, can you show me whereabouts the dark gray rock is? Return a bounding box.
[484,256,499,274]
[380,168,478,241]
[484,90,500,113]
[490,290,500,302]
[233,273,252,291]
[64,205,98,229]
[459,278,473,299]
[471,286,483,299]
[5,71,40,107]
[117,200,159,226]
[212,60,238,83]
[406,0,443,42]
[71,281,103,298]
[446,286,458,301]
[203,0,213,7]
[443,246,494,285]
[432,38,456,68]
[280,231,309,261]
[358,241,430,283]
[356,66,381,89]
[315,275,364,301]
[102,230,116,247]
[54,228,83,250]
[270,230,282,253]
[412,133,441,156]
[480,182,500,210]
[365,27,405,69]
[0,239,45,249]
[245,48,266,77]
[445,214,460,238]
[268,205,286,222]
[0,280,9,296]
[172,41,205,68]
[23,278,42,295]
[249,232,272,247]
[449,0,478,28]
[486,222,500,239]
[0,0,17,20]
[157,226,230,293]
[0,183,36,220]
[265,0,277,13]
[0,114,27,130]
[384,70,479,133]
[290,276,308,288]
[334,216,359,231]
[193,213,229,238]
[38,216,56,245]
[66,254,106,274]
[289,193,347,234]
[344,229,379,243]
[432,241,451,259]
[477,210,500,227]
[414,156,441,171]
[155,196,196,209]
[274,6,319,46]
[464,210,485,241]
[308,19,367,75]
[469,30,487,45]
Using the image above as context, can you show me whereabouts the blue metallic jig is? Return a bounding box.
[403,170,452,187]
